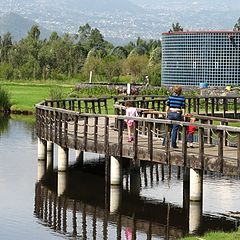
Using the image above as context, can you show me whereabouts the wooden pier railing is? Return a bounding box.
[36,96,240,176]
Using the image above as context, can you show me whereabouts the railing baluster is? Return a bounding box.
[63,113,68,148]
[182,126,187,167]
[165,124,171,165]
[237,133,240,174]
[198,127,204,170]
[234,98,237,119]
[205,97,209,115]
[73,115,78,149]
[133,121,139,162]
[83,116,88,150]
[58,112,62,145]
[118,118,123,157]
[148,122,153,161]
[94,117,98,152]
[104,117,109,155]
[218,130,224,173]
[211,98,215,116]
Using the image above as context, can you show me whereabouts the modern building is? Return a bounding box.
[161,31,240,86]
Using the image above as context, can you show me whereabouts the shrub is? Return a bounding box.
[139,86,169,96]
[0,86,12,112]
[70,85,118,97]
[0,63,14,80]
[49,86,65,100]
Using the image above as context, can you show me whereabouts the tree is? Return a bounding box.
[123,55,148,82]
[102,56,122,82]
[233,17,240,31]
[0,32,13,63]
[78,23,106,51]
[169,22,183,32]
[148,47,161,67]
[109,46,128,59]
[129,46,147,57]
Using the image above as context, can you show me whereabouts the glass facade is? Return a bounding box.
[161,31,240,86]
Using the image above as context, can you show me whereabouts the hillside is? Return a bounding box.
[0,0,239,44]
[0,12,51,41]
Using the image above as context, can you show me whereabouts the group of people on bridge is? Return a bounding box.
[125,85,197,148]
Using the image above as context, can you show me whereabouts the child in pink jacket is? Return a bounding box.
[125,101,138,142]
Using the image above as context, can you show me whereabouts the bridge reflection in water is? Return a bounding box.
[35,157,238,240]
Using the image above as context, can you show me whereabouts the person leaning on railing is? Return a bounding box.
[163,85,185,148]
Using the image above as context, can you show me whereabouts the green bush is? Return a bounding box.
[49,86,65,100]
[139,86,169,96]
[147,64,161,86]
[70,85,118,98]
[0,86,12,111]
[0,63,14,80]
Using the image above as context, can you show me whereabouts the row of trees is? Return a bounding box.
[0,24,161,85]
[0,18,239,85]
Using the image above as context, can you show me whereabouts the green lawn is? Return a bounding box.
[181,228,240,240]
[1,82,73,112]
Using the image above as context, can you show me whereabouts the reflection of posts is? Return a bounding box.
[37,158,46,182]
[189,201,202,234]
[38,138,46,160]
[57,146,69,196]
[110,185,121,214]
[125,227,132,240]
[76,150,84,166]
[37,138,47,181]
[58,171,67,196]
[130,171,141,197]
[46,141,54,172]
[58,146,69,171]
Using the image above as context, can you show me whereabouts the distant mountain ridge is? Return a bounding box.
[4,0,143,13]
[0,12,51,41]
[0,0,238,44]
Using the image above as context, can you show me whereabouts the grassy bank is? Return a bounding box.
[181,228,240,240]
[1,82,73,112]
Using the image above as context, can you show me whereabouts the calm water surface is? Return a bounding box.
[0,116,239,240]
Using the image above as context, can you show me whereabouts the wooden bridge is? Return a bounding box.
[35,94,240,237]
[36,95,240,176]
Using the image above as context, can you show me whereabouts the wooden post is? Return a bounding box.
[197,98,200,115]
[104,117,109,155]
[223,98,227,118]
[148,122,153,161]
[198,127,204,170]
[207,120,213,144]
[83,116,88,151]
[132,121,140,170]
[182,125,188,167]
[188,98,191,114]
[234,98,237,119]
[204,98,209,115]
[73,115,78,149]
[217,130,224,173]
[94,116,98,152]
[211,98,215,116]
[118,118,123,157]
[165,124,171,164]
[58,112,62,145]
[237,133,240,174]
[63,113,68,148]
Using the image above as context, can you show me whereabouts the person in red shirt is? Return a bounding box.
[187,117,197,148]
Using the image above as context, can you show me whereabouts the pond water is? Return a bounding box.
[0,115,239,240]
